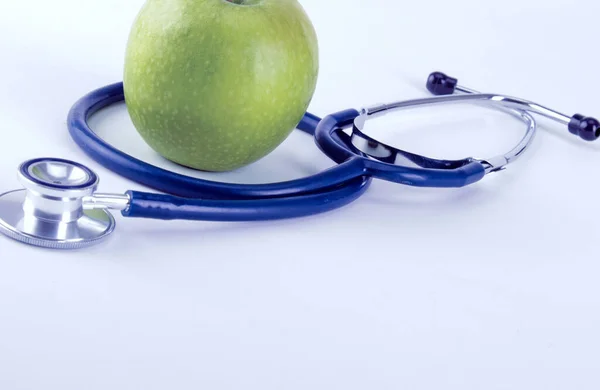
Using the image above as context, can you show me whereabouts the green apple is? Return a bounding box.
[123,0,319,172]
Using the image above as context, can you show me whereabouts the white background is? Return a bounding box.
[1,0,599,389]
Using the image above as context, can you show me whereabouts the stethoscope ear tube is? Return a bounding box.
[428,71,599,142]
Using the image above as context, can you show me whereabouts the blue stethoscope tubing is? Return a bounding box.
[67,82,372,221]
[67,78,508,221]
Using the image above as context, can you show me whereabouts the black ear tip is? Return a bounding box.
[426,71,458,96]
[569,114,600,141]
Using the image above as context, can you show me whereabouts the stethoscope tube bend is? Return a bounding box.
[67,82,365,201]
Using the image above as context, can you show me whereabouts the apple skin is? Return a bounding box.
[123,0,319,172]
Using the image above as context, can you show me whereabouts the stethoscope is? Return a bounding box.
[0,71,597,250]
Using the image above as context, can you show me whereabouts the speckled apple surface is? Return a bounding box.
[124,0,319,172]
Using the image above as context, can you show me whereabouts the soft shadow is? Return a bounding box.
[95,205,360,261]
[362,181,488,208]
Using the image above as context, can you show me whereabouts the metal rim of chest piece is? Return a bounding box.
[0,158,116,250]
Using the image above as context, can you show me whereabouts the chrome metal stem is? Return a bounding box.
[455,86,571,124]
[83,193,130,211]
[454,86,536,171]
[365,92,571,125]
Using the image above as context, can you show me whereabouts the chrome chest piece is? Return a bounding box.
[0,158,118,249]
